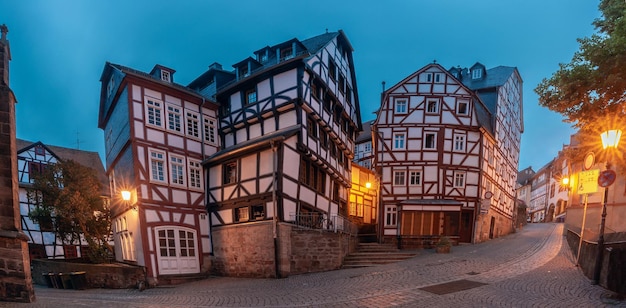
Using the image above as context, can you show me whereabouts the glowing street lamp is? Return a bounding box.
[592,129,621,285]
[121,190,132,202]
[365,182,372,189]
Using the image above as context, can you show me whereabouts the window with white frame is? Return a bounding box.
[203,117,217,144]
[364,142,372,152]
[472,69,482,79]
[393,133,406,150]
[426,99,439,113]
[161,70,171,82]
[146,98,164,127]
[186,111,200,138]
[454,134,466,152]
[395,99,407,114]
[166,104,182,133]
[223,160,237,185]
[424,132,436,149]
[425,73,433,82]
[434,73,443,83]
[169,155,185,185]
[454,172,465,188]
[150,150,166,182]
[393,170,405,186]
[385,205,397,226]
[409,171,422,185]
[457,99,469,115]
[188,159,202,189]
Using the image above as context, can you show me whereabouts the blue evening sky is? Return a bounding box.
[2,0,601,171]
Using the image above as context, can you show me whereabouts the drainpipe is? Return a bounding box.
[271,138,281,278]
[199,97,215,256]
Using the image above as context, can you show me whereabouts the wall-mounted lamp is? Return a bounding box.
[121,190,132,201]
[365,182,372,189]
[121,189,137,211]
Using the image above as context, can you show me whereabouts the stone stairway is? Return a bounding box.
[342,242,419,269]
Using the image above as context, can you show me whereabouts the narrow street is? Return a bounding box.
[4,223,624,308]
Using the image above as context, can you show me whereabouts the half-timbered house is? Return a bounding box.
[97,63,219,285]
[193,30,362,277]
[16,139,109,260]
[374,62,523,246]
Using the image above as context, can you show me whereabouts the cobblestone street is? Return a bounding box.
[3,223,624,308]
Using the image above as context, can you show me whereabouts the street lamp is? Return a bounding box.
[592,129,621,285]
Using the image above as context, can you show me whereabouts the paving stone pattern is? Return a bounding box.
[2,223,624,308]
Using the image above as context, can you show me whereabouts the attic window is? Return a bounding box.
[161,70,171,82]
[34,145,45,156]
[471,69,482,79]
[280,47,293,61]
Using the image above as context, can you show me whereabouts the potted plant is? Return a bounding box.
[435,236,452,253]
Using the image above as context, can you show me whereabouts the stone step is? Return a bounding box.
[342,243,418,268]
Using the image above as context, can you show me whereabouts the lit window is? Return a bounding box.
[188,160,202,189]
[426,99,439,113]
[170,155,185,185]
[454,172,465,188]
[186,111,199,138]
[167,105,182,132]
[146,98,163,127]
[395,99,407,114]
[235,207,249,222]
[409,171,422,185]
[150,150,166,182]
[424,133,436,149]
[393,133,406,149]
[393,171,405,186]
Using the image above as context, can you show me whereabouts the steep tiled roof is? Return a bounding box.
[356,120,374,143]
[301,31,339,54]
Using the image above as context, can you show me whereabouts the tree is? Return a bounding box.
[28,159,112,263]
[535,0,626,166]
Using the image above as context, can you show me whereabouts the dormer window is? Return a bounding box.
[240,66,249,78]
[280,47,293,61]
[161,70,171,82]
[260,53,268,63]
[471,68,482,79]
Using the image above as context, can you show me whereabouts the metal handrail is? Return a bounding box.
[288,213,357,235]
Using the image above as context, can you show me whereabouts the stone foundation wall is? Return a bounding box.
[475,210,515,243]
[211,221,357,278]
[31,259,145,289]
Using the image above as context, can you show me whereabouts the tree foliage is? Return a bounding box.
[535,0,626,167]
[28,159,112,263]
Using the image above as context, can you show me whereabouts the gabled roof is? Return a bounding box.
[356,120,374,143]
[16,139,109,196]
[463,65,518,91]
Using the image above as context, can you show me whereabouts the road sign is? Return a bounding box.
[598,169,617,187]
[578,169,599,194]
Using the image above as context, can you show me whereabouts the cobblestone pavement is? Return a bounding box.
[2,223,624,308]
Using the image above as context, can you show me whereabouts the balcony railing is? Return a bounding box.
[288,213,358,235]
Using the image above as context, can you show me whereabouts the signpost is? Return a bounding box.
[577,169,599,194]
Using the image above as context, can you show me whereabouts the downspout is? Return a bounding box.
[271,137,282,278]
[199,97,215,256]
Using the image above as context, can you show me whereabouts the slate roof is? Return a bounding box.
[463,66,517,91]
[16,139,109,196]
[356,120,374,143]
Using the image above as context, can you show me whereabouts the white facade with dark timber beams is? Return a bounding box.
[98,63,219,285]
[193,30,362,277]
[374,62,523,246]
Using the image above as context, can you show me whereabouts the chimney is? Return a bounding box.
[0,24,11,86]
[209,62,223,70]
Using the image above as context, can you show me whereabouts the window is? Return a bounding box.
[409,171,422,185]
[186,111,199,138]
[319,128,328,149]
[328,60,337,80]
[338,74,345,93]
[170,155,185,185]
[240,65,249,78]
[364,142,372,152]
[280,46,293,60]
[34,145,45,156]
[161,70,171,82]
[245,89,257,105]
[393,133,406,150]
[188,159,202,189]
[426,99,439,113]
[434,73,443,83]
[385,205,397,226]
[393,170,405,186]
[454,172,465,188]
[299,158,326,194]
[203,118,217,144]
[150,150,166,182]
[107,76,114,97]
[311,81,319,100]
[307,117,318,138]
[472,69,482,79]
[235,207,249,222]
[395,99,407,114]
[223,161,237,185]
[146,98,163,127]
[251,205,265,220]
[425,73,433,82]
[424,132,436,149]
[167,105,182,132]
[457,99,469,115]
[63,245,78,259]
[454,134,466,152]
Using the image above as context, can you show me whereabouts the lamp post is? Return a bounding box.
[592,129,621,285]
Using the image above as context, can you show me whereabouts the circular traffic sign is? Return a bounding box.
[598,169,617,187]
[484,191,493,199]
[584,152,595,170]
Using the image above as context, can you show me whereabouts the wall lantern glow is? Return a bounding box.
[600,129,622,149]
[365,182,372,189]
[561,177,569,186]
[121,190,132,201]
